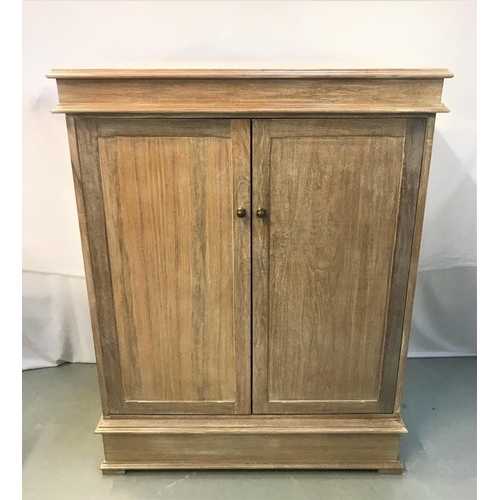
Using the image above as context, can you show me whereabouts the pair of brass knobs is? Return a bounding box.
[236,207,266,218]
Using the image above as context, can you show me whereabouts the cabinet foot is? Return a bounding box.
[102,469,126,475]
[378,468,403,474]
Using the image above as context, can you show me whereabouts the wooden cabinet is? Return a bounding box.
[48,68,452,473]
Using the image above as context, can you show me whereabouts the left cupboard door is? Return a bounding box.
[71,118,251,415]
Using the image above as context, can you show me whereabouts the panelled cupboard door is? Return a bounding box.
[75,118,251,415]
[252,118,427,414]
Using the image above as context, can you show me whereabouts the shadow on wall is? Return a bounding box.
[22,271,96,370]
[409,130,476,356]
[409,267,477,356]
[419,131,476,271]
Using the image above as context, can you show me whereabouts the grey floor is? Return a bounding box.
[22,358,476,500]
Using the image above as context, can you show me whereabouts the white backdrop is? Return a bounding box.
[22,1,477,369]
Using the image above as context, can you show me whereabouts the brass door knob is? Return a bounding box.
[236,207,246,218]
[256,208,267,218]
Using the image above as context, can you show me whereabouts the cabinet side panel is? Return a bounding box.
[74,117,125,413]
[378,118,428,411]
[394,116,436,412]
[66,115,110,415]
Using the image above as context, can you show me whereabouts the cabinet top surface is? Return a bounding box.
[47,68,453,80]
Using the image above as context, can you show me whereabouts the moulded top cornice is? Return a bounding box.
[46,68,454,80]
[47,68,453,114]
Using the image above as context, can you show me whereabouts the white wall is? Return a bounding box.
[22,1,477,368]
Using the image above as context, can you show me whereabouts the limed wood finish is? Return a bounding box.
[75,118,124,414]
[76,118,251,415]
[48,69,452,114]
[96,415,406,472]
[96,414,408,434]
[394,116,437,413]
[48,68,453,79]
[51,68,451,472]
[378,118,427,411]
[252,118,425,414]
[65,116,110,415]
[100,434,402,471]
[97,415,404,472]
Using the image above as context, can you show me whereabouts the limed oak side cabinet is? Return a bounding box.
[48,68,452,474]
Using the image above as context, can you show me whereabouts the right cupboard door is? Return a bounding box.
[252,118,427,414]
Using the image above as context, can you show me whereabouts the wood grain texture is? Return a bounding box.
[252,119,406,414]
[251,120,272,413]
[76,117,125,414]
[394,116,436,413]
[65,116,110,415]
[50,77,449,114]
[101,459,403,471]
[378,118,427,412]
[268,118,407,137]
[96,415,407,434]
[96,118,231,138]
[65,112,445,120]
[97,119,251,415]
[101,433,402,469]
[231,120,252,413]
[47,68,454,79]
[99,412,403,421]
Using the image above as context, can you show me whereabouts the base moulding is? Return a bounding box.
[96,414,407,474]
